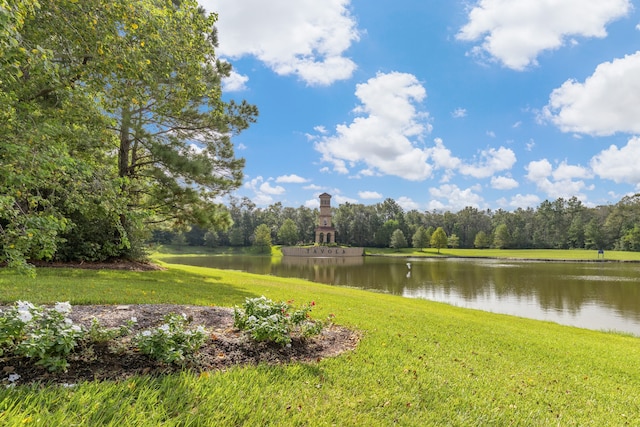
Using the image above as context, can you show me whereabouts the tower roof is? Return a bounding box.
[319,192,331,198]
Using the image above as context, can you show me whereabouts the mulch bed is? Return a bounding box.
[1,304,360,386]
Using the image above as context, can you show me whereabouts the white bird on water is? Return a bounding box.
[406,262,411,269]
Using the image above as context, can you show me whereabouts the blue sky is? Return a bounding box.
[200,0,640,211]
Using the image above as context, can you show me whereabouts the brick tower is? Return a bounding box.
[315,193,335,244]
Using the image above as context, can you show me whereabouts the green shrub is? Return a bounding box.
[134,313,207,364]
[0,301,83,372]
[233,296,324,345]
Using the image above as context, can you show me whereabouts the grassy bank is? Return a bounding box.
[366,247,640,261]
[1,263,639,425]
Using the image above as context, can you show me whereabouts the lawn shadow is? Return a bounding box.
[0,267,258,307]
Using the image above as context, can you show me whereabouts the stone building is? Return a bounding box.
[315,193,335,244]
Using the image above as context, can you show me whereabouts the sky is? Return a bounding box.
[199,0,640,212]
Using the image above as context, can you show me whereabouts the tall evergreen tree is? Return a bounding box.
[1,0,257,269]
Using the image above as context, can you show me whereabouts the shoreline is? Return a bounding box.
[365,252,640,263]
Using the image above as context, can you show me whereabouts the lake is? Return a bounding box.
[163,255,640,335]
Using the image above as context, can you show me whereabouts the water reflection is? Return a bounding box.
[163,255,640,335]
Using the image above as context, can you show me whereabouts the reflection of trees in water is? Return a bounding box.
[405,261,640,319]
[281,256,364,267]
[302,258,640,321]
[166,256,640,322]
[163,256,273,275]
[277,256,364,284]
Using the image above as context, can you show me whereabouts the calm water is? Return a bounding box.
[164,255,640,335]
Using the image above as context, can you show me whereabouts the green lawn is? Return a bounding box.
[1,261,640,425]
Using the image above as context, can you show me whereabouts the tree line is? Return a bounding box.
[158,194,640,252]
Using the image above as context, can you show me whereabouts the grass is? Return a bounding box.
[2,261,640,425]
[367,247,640,261]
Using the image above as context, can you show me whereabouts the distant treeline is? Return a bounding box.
[153,194,640,251]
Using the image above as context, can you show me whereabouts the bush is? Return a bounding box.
[134,313,207,364]
[233,296,324,345]
[1,302,209,373]
[0,301,83,372]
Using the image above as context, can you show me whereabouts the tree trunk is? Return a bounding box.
[118,107,132,180]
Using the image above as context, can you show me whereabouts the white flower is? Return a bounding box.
[159,324,170,332]
[16,301,34,322]
[130,317,137,323]
[16,301,35,311]
[71,325,82,333]
[17,310,32,323]
[54,302,72,314]
[196,325,206,334]
[141,330,152,337]
[64,318,73,325]
[7,373,20,383]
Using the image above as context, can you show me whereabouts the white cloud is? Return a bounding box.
[452,108,467,118]
[427,184,484,211]
[457,0,631,70]
[314,72,434,181]
[552,161,592,181]
[591,137,640,187]
[544,51,640,136]
[207,0,360,86]
[428,138,461,170]
[509,193,541,209]
[222,70,249,92]
[422,138,517,183]
[397,196,420,211]
[259,182,285,195]
[458,146,517,179]
[244,176,285,205]
[525,159,590,199]
[276,174,308,184]
[526,159,554,182]
[304,198,319,208]
[491,175,519,190]
[358,191,383,200]
[358,169,377,177]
